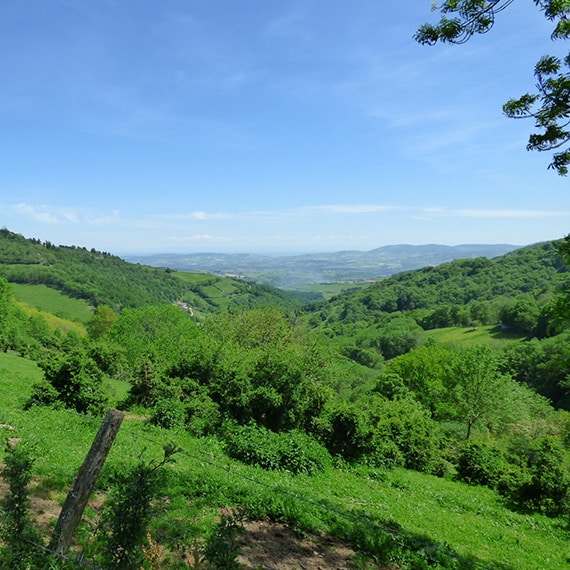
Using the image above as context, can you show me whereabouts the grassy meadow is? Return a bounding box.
[1,350,568,569]
[423,324,527,349]
[11,283,93,324]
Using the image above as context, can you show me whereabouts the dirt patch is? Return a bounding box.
[237,519,363,569]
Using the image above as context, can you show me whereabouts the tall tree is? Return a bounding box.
[416,1,570,174]
[446,344,518,439]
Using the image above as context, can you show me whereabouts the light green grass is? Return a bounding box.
[12,283,93,324]
[424,324,526,349]
[172,272,217,285]
[286,282,371,299]
[0,351,568,569]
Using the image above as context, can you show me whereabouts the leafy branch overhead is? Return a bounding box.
[416,0,570,175]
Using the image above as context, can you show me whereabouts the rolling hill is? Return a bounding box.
[0,228,313,315]
[125,243,521,288]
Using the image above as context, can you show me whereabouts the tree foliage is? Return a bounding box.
[416,0,570,174]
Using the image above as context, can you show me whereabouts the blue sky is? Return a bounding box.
[1,0,569,254]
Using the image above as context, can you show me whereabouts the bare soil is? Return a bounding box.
[236,519,363,569]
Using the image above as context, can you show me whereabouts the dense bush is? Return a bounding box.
[314,396,443,473]
[28,346,108,415]
[315,401,371,462]
[499,295,541,335]
[223,422,331,475]
[456,442,505,488]
[505,436,570,517]
[149,397,187,430]
[365,397,443,473]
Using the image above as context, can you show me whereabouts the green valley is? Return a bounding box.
[1,228,570,569]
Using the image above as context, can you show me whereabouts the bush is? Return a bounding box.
[366,397,442,473]
[184,390,221,437]
[224,422,331,475]
[149,398,186,430]
[315,402,371,462]
[510,436,570,517]
[33,347,108,415]
[456,442,504,488]
[96,446,179,568]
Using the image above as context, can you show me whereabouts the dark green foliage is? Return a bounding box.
[315,401,370,461]
[183,385,222,436]
[29,346,108,415]
[0,443,49,569]
[316,396,442,472]
[224,422,331,475]
[194,309,331,432]
[507,436,570,517]
[456,442,504,488]
[373,315,424,359]
[365,397,442,473]
[501,332,570,408]
[149,397,186,430]
[499,295,541,335]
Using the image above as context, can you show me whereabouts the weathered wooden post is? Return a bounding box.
[49,408,124,557]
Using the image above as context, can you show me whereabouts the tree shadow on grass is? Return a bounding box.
[327,507,516,570]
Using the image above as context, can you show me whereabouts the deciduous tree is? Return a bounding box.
[416,1,570,174]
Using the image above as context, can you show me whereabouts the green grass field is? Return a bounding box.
[172,271,218,285]
[285,281,371,299]
[12,283,93,324]
[0,350,568,569]
[423,324,526,349]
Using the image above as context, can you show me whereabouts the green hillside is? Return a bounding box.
[305,240,568,329]
[1,350,568,569]
[0,229,312,314]
[1,230,570,569]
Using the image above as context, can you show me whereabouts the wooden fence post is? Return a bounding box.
[49,408,124,558]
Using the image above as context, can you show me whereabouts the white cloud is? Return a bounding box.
[422,207,570,219]
[303,204,401,215]
[10,203,79,224]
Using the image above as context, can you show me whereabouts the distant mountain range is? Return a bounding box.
[125,244,522,288]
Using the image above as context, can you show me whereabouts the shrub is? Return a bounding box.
[366,397,442,473]
[512,436,570,517]
[456,442,504,488]
[0,443,48,568]
[184,390,221,437]
[33,347,108,415]
[224,422,331,475]
[149,397,186,430]
[315,402,371,462]
[96,446,179,568]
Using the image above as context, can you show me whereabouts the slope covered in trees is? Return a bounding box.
[305,239,568,332]
[0,228,312,313]
[2,230,570,568]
